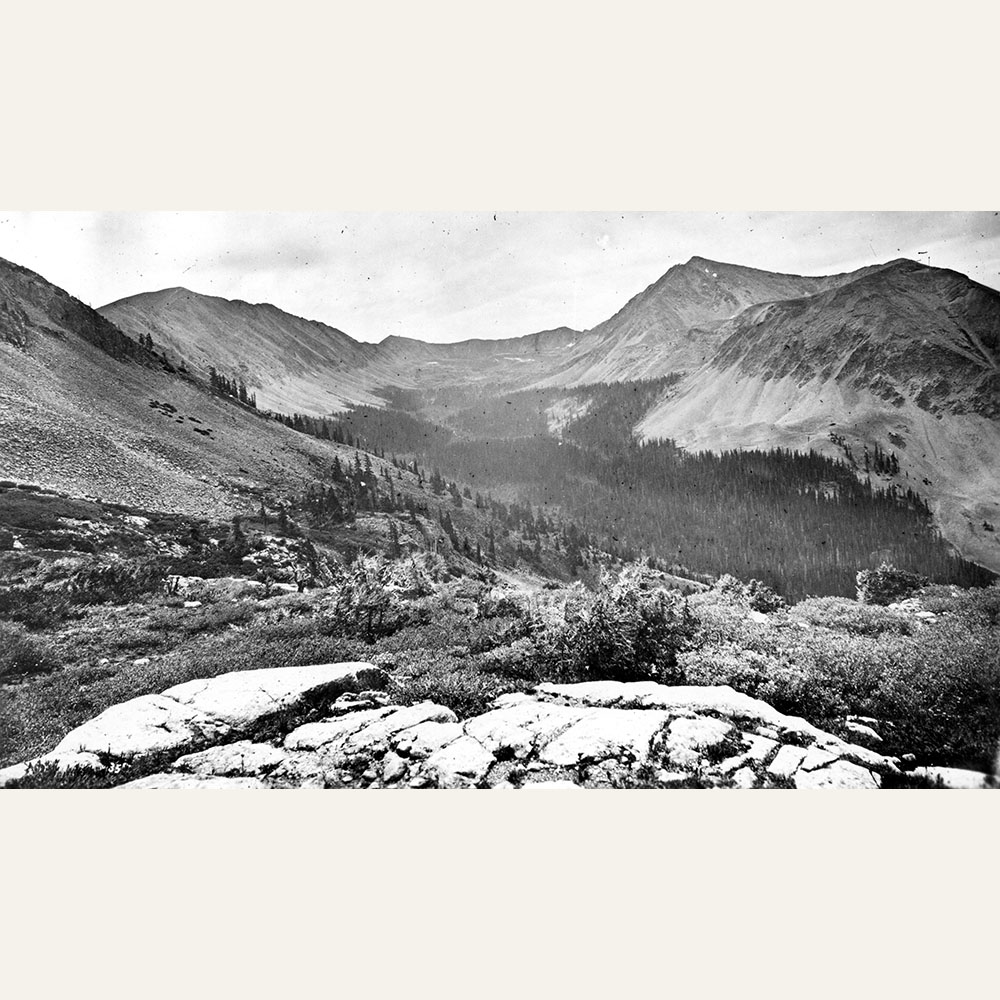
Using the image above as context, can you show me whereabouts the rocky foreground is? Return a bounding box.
[7,661,993,789]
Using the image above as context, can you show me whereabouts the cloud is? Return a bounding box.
[1,211,998,342]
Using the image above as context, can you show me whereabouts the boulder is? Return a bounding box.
[422,736,495,788]
[2,675,914,791]
[53,692,227,760]
[2,662,386,786]
[118,774,267,790]
[172,741,288,777]
[910,766,993,789]
[665,716,735,770]
[794,761,880,789]
[165,662,386,730]
[767,745,809,778]
[392,721,466,759]
[540,709,671,767]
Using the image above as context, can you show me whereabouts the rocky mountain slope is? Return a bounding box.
[638,259,1000,571]
[99,287,413,413]
[0,257,418,518]
[531,256,886,387]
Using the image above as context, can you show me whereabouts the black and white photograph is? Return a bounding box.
[3,3,999,997]
[1,210,998,791]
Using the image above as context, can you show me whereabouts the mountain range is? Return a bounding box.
[2,249,998,573]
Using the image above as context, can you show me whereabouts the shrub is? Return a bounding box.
[856,562,928,605]
[711,573,785,613]
[321,554,403,642]
[744,579,786,614]
[0,622,61,679]
[147,600,259,636]
[533,567,696,683]
[476,588,528,620]
[387,650,524,718]
[711,574,745,600]
[790,596,913,636]
[0,529,14,551]
[684,601,1000,770]
[68,556,168,604]
[0,585,76,628]
[390,557,436,598]
[477,636,539,681]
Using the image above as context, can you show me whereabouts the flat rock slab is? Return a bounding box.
[422,736,495,787]
[911,766,993,789]
[768,744,809,778]
[53,693,226,760]
[3,662,385,785]
[338,703,459,757]
[464,701,589,756]
[118,774,268,790]
[284,707,399,751]
[392,721,466,759]
[165,662,387,729]
[666,716,735,769]
[3,675,911,791]
[536,682,894,775]
[539,709,671,766]
[172,741,289,777]
[794,761,880,789]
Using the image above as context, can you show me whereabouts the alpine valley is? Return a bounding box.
[2,243,999,790]
[91,252,1000,581]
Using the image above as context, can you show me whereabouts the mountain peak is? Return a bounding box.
[875,257,922,272]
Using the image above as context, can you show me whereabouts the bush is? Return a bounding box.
[0,585,76,628]
[790,596,913,636]
[387,650,524,718]
[147,600,259,636]
[744,579,786,614]
[856,562,928,605]
[0,622,61,679]
[711,573,786,613]
[68,556,168,605]
[476,588,528,620]
[684,602,1000,770]
[533,567,696,683]
[477,636,540,681]
[321,554,403,642]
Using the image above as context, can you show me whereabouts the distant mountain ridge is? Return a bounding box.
[99,254,900,406]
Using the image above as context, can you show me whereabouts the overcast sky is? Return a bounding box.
[1,211,998,344]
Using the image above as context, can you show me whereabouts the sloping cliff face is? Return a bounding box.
[638,260,1000,572]
[0,259,378,517]
[100,287,404,413]
[705,259,1000,416]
